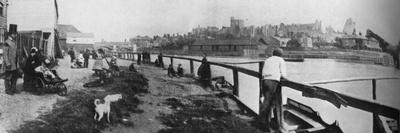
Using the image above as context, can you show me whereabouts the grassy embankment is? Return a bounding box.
[11,66,148,133]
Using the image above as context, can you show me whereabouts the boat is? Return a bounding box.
[284,57,305,62]
[283,98,343,133]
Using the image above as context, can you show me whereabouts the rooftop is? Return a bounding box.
[57,24,81,33]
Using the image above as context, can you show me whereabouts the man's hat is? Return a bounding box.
[9,24,18,35]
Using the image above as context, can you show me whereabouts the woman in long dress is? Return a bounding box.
[92,49,108,75]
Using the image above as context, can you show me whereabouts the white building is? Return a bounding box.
[66,33,95,44]
[300,37,313,48]
[273,37,291,47]
[132,43,137,52]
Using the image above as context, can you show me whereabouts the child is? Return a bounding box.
[129,63,137,72]
[109,55,119,71]
[167,64,176,78]
[35,58,67,82]
[177,64,184,77]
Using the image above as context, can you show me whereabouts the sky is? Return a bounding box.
[55,0,400,44]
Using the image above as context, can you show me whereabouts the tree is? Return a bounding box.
[287,39,301,47]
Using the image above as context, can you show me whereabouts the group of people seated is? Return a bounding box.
[70,52,85,68]
[24,47,67,83]
[167,64,184,78]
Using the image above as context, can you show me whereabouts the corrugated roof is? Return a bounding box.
[67,32,94,38]
[57,24,81,33]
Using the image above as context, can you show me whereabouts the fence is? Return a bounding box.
[116,51,400,133]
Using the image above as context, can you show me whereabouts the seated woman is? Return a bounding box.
[167,64,176,78]
[154,59,160,67]
[24,47,41,77]
[177,64,184,77]
[71,53,84,68]
[129,62,137,72]
[109,55,119,71]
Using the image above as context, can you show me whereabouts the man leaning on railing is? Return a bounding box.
[258,48,286,132]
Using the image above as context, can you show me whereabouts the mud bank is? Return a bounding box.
[157,93,262,133]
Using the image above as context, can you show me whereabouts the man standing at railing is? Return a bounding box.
[197,54,211,88]
[259,48,286,132]
[158,52,164,68]
[137,52,142,65]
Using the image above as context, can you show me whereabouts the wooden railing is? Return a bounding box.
[116,52,400,133]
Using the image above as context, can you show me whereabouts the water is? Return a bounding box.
[148,55,400,133]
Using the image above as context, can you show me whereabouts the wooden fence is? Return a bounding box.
[115,51,400,133]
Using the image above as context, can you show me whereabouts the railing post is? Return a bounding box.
[372,79,379,133]
[398,114,400,133]
[259,61,264,102]
[372,79,376,100]
[190,59,194,74]
[170,57,173,66]
[233,68,239,96]
[149,54,151,63]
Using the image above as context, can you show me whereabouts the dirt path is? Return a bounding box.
[103,60,209,133]
[0,57,95,133]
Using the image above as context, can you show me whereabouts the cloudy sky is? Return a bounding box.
[54,0,400,44]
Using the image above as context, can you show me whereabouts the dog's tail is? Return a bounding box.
[94,99,101,106]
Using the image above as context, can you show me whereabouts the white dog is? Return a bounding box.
[94,94,122,122]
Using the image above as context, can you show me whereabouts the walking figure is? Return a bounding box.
[68,47,76,63]
[83,49,90,68]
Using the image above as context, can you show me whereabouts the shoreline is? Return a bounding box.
[139,48,394,67]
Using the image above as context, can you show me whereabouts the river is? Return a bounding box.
[149,54,400,133]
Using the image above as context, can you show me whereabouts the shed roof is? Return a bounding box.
[57,24,81,33]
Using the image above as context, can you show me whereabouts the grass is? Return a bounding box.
[11,67,148,133]
[157,95,262,133]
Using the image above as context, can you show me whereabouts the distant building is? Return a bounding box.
[273,37,291,47]
[275,20,322,38]
[0,0,7,44]
[300,36,313,48]
[343,18,356,35]
[66,32,95,52]
[337,35,381,51]
[8,0,61,57]
[57,24,80,51]
[57,24,94,52]
[129,36,152,48]
[230,17,245,37]
[189,39,261,56]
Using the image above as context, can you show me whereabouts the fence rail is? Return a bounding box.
[116,52,400,133]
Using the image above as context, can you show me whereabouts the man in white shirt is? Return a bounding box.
[258,48,286,131]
